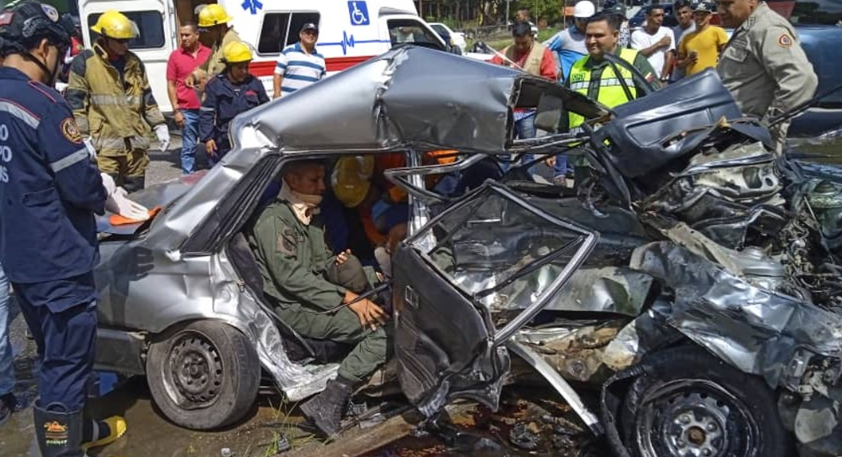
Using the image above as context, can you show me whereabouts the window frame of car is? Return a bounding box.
[181,154,285,255]
[180,151,461,256]
[257,11,321,56]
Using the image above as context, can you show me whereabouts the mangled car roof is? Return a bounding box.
[231,46,607,155]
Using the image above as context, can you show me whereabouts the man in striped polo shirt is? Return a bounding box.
[273,22,326,98]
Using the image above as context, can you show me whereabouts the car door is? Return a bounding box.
[391,178,598,417]
[79,0,177,112]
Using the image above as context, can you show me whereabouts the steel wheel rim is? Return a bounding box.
[634,379,760,457]
[164,331,225,409]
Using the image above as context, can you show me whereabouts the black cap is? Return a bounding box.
[300,22,318,33]
[0,1,74,55]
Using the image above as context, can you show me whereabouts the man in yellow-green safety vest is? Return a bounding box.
[557,11,660,186]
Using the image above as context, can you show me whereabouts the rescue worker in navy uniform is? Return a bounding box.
[199,41,269,166]
[0,2,148,455]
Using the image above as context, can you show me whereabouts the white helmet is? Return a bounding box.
[574,0,596,18]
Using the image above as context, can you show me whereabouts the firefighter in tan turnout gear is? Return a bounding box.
[188,3,242,95]
[66,10,170,192]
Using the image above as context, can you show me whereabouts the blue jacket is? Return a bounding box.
[545,26,588,81]
[0,67,107,285]
[199,73,269,155]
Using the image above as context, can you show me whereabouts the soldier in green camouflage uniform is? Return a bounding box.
[247,160,388,437]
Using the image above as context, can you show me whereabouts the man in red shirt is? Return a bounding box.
[490,21,557,174]
[167,22,211,174]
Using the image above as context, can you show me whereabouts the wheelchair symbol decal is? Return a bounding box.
[348,1,370,26]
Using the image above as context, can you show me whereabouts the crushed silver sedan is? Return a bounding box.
[93,46,842,457]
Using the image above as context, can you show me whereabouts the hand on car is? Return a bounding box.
[106,188,150,221]
[345,291,387,331]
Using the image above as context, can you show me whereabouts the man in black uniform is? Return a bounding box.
[0,2,146,455]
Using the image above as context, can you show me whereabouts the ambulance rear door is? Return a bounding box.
[78,0,178,113]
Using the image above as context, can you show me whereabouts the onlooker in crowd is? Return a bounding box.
[67,10,170,192]
[605,4,631,48]
[200,42,269,166]
[631,5,675,83]
[562,12,657,185]
[670,0,696,81]
[676,0,728,76]
[516,7,539,36]
[717,0,818,154]
[69,15,84,56]
[0,263,19,426]
[491,21,557,173]
[167,22,211,174]
[58,16,83,83]
[273,22,326,99]
[247,160,388,437]
[544,0,596,182]
[544,0,596,80]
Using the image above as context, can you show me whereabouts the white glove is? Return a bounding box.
[101,173,116,196]
[155,124,171,152]
[106,188,150,221]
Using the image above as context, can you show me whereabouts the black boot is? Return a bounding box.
[300,377,354,437]
[33,402,85,457]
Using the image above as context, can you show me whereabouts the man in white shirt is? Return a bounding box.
[273,22,326,99]
[670,0,696,82]
[631,5,675,82]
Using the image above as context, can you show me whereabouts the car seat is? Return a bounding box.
[227,232,352,364]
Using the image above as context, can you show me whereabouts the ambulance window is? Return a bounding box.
[387,19,444,50]
[258,12,321,55]
[87,11,165,49]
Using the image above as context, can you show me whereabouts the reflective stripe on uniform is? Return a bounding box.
[49,147,91,173]
[571,78,634,91]
[0,100,40,129]
[567,48,640,130]
[89,94,142,106]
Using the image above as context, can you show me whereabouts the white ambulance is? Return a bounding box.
[77,0,447,113]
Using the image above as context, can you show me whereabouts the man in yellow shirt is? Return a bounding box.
[676,0,728,76]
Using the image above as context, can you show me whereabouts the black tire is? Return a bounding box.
[618,346,792,457]
[146,320,261,430]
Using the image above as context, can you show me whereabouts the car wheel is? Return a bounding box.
[147,320,260,430]
[618,347,792,457]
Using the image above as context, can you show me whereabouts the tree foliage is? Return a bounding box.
[418,0,564,27]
